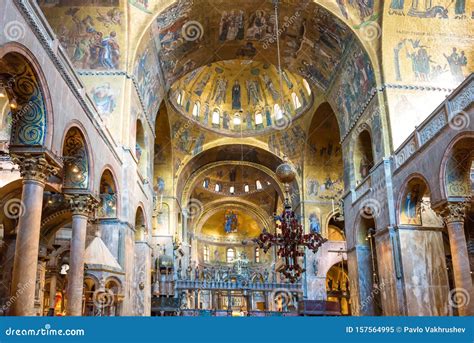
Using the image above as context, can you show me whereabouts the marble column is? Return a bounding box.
[439,201,473,316]
[9,154,59,316]
[65,194,97,316]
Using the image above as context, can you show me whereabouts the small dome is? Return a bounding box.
[170,59,313,137]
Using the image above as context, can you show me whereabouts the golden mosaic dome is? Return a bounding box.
[170,59,313,137]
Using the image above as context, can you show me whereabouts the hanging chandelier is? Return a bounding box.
[254,158,327,283]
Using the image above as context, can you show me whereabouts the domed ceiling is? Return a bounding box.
[170,60,312,136]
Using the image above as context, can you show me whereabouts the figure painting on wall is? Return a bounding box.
[194,72,211,96]
[245,111,253,130]
[359,154,373,179]
[232,80,241,109]
[336,0,375,21]
[265,106,272,126]
[224,210,238,234]
[401,185,421,225]
[246,80,262,106]
[407,0,448,18]
[444,47,468,83]
[454,0,467,18]
[307,179,320,197]
[246,10,268,40]
[406,41,432,82]
[219,10,245,41]
[203,103,210,125]
[262,74,280,101]
[99,31,120,69]
[192,133,205,156]
[91,83,117,115]
[96,8,123,27]
[63,7,122,70]
[309,213,321,234]
[155,177,165,195]
[389,0,405,15]
[213,77,228,105]
[223,112,230,129]
[129,0,151,14]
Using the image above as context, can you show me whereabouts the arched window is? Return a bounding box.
[212,109,220,126]
[192,101,200,118]
[229,185,235,194]
[233,112,241,126]
[202,178,209,188]
[256,180,262,190]
[215,183,221,192]
[255,111,263,125]
[303,79,311,95]
[203,246,210,262]
[255,247,260,263]
[292,92,301,109]
[244,183,249,193]
[274,104,283,121]
[227,248,235,263]
[176,90,183,106]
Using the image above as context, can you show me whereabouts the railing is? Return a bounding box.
[176,279,302,291]
[179,309,298,317]
[393,74,473,171]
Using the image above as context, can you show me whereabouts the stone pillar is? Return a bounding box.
[194,289,199,309]
[35,259,47,316]
[65,194,97,316]
[439,201,474,316]
[49,272,57,309]
[9,154,59,316]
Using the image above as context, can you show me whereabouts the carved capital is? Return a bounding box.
[437,199,471,224]
[66,194,99,216]
[11,153,60,183]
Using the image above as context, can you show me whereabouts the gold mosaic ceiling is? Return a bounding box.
[170,59,313,137]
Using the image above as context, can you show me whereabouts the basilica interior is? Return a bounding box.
[0,0,473,317]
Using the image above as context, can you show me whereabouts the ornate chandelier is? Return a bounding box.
[254,158,327,283]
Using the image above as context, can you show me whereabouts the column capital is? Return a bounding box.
[65,193,99,216]
[436,198,471,224]
[11,153,61,184]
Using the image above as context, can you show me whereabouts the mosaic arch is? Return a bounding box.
[183,161,285,204]
[176,144,299,205]
[132,0,376,134]
[0,52,48,146]
[62,127,90,190]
